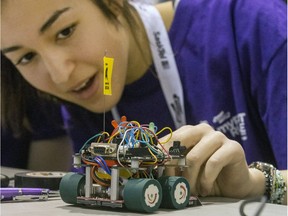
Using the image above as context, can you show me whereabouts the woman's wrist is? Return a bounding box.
[249,162,287,204]
[280,170,287,205]
[247,167,266,198]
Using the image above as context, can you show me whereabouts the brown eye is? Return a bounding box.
[17,52,36,65]
[57,24,76,40]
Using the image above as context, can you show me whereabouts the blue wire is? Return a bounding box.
[94,156,111,175]
[79,133,102,153]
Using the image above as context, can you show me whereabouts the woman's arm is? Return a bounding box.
[161,124,287,204]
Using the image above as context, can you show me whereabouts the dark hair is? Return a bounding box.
[1,54,35,135]
[1,54,63,136]
[1,0,142,136]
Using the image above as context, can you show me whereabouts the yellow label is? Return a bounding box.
[103,56,114,95]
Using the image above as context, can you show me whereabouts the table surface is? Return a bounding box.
[1,166,287,216]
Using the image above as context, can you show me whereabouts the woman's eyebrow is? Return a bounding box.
[40,7,71,34]
[2,7,71,54]
[2,45,22,54]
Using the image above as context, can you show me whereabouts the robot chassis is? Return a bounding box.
[59,117,201,213]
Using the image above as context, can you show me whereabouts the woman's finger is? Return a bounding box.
[183,131,227,195]
[161,124,214,178]
[198,140,247,197]
[159,123,215,151]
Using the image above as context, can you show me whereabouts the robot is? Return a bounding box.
[59,116,201,213]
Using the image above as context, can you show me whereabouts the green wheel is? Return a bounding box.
[59,172,85,204]
[123,178,162,213]
[158,176,190,209]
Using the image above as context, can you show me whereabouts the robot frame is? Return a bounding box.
[59,116,201,213]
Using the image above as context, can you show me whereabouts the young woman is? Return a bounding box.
[1,0,287,204]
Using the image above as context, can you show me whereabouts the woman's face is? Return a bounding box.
[1,0,130,113]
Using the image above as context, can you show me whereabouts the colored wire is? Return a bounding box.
[91,166,110,187]
[79,133,103,153]
[143,148,158,164]
[156,126,173,144]
[94,156,111,175]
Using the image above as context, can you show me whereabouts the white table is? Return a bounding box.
[1,167,287,216]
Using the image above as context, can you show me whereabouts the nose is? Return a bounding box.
[42,49,75,84]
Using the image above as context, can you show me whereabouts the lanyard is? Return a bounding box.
[113,1,186,129]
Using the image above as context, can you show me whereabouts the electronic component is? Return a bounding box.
[59,117,201,212]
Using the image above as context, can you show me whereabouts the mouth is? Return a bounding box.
[70,74,99,99]
[72,75,95,92]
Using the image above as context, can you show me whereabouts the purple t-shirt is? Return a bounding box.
[62,0,287,169]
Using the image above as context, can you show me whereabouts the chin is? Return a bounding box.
[83,97,121,114]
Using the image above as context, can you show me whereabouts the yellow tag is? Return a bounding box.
[103,56,114,95]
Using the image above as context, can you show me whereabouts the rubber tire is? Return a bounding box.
[123,178,162,213]
[59,172,85,204]
[158,176,190,209]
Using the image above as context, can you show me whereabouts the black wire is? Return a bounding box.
[239,196,268,216]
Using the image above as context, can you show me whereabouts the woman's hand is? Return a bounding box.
[160,123,265,199]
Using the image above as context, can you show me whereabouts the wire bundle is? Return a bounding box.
[79,117,173,186]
